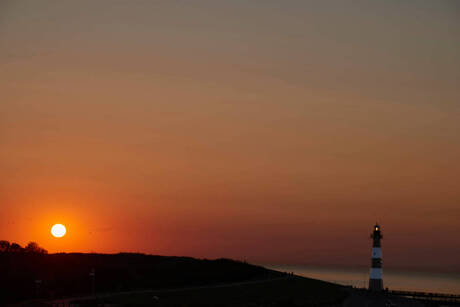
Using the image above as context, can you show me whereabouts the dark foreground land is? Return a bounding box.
[65,276,346,307]
[1,252,345,306]
[58,283,460,307]
[2,253,458,307]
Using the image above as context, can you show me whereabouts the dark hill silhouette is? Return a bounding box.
[0,252,284,305]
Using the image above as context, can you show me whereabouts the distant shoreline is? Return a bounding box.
[266,264,460,295]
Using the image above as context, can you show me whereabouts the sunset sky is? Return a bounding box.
[1,1,459,272]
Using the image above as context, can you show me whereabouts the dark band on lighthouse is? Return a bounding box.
[369,223,383,291]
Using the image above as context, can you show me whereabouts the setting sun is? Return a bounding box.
[51,224,66,238]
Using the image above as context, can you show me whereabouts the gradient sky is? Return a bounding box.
[1,0,459,272]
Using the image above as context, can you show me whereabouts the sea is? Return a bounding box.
[266,265,460,295]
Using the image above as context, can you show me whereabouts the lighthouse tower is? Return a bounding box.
[369,223,383,291]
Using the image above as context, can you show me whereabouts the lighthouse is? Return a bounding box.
[369,223,383,291]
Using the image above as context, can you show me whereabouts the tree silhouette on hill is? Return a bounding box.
[24,242,48,254]
[0,240,47,254]
[0,240,10,252]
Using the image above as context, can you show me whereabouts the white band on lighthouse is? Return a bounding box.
[371,247,382,258]
[370,268,382,279]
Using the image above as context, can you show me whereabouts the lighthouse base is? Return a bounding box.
[369,278,383,291]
